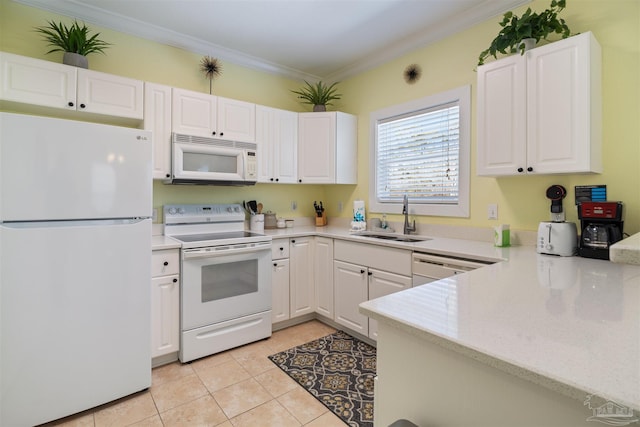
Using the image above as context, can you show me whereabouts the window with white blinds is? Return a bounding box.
[369,85,470,217]
[377,102,460,204]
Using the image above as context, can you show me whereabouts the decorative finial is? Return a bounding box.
[200,56,222,94]
[403,64,422,84]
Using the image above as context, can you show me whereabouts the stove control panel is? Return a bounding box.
[164,204,245,225]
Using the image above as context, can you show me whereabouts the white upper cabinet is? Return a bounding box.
[171,87,255,142]
[0,52,143,120]
[171,87,217,137]
[298,111,357,184]
[217,96,256,142]
[144,82,172,179]
[256,105,298,183]
[76,68,143,119]
[477,32,602,176]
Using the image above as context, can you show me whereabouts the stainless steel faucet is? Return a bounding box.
[403,194,416,235]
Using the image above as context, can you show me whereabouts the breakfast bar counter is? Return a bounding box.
[360,245,640,426]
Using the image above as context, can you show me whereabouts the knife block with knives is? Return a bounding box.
[314,201,327,226]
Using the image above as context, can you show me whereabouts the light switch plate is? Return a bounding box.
[487,204,498,220]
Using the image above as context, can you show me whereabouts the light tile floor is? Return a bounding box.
[45,320,347,427]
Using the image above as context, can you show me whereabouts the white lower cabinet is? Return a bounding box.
[290,237,315,317]
[151,249,180,359]
[333,240,412,339]
[271,239,291,323]
[271,236,316,323]
[334,260,369,334]
[314,237,334,319]
[367,269,412,340]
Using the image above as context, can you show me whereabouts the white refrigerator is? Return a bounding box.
[0,112,153,426]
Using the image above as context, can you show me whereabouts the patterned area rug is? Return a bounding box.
[268,330,376,427]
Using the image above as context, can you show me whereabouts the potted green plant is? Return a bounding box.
[291,80,341,112]
[35,20,112,69]
[477,0,571,66]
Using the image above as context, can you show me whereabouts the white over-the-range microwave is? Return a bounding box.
[167,133,258,186]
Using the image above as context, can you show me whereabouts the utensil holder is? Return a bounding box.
[315,212,327,226]
[250,214,264,232]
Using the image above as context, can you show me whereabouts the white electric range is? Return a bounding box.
[164,204,272,363]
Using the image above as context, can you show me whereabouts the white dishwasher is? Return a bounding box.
[412,252,493,286]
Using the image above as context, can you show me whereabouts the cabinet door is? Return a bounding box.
[256,105,275,182]
[368,269,412,340]
[271,258,290,323]
[274,109,298,183]
[298,112,336,183]
[257,106,298,183]
[334,260,368,335]
[151,275,180,358]
[526,32,602,174]
[76,69,143,119]
[171,87,217,137]
[0,52,76,110]
[476,54,527,176]
[217,96,255,142]
[144,82,172,179]
[314,237,334,319]
[290,237,314,317]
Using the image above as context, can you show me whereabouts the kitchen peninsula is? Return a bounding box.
[361,245,640,427]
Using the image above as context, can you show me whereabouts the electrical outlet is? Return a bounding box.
[487,204,498,220]
[291,201,297,211]
[338,201,343,212]
[152,208,158,222]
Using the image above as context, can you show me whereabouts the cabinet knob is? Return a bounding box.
[68,101,74,107]
[291,240,296,244]
[298,179,302,183]
[517,167,524,173]
[220,132,224,136]
[279,247,284,251]
[270,178,274,181]
[166,173,171,178]
[163,261,169,266]
[360,269,366,274]
[172,278,178,283]
[273,262,277,267]
[212,131,216,136]
[79,104,86,109]
[527,167,533,172]
[275,178,279,182]
[368,271,373,276]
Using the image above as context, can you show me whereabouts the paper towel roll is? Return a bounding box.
[353,200,365,222]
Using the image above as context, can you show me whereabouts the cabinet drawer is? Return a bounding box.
[272,239,290,260]
[334,240,411,276]
[152,249,179,277]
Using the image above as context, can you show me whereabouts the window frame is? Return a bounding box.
[368,85,471,218]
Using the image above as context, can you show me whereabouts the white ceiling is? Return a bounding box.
[16,0,528,81]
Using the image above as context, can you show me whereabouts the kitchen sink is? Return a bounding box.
[354,232,431,243]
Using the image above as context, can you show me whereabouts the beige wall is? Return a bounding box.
[2,0,638,234]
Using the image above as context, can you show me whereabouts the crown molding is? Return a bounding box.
[14,0,528,82]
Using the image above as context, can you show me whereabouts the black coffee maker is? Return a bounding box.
[577,201,624,260]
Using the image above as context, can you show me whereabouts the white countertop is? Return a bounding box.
[154,224,640,409]
[264,225,509,263]
[151,235,181,251]
[611,232,640,265]
[361,244,640,411]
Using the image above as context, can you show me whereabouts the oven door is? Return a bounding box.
[181,242,271,331]
[172,141,246,183]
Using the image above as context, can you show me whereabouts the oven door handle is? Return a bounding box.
[183,243,271,259]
